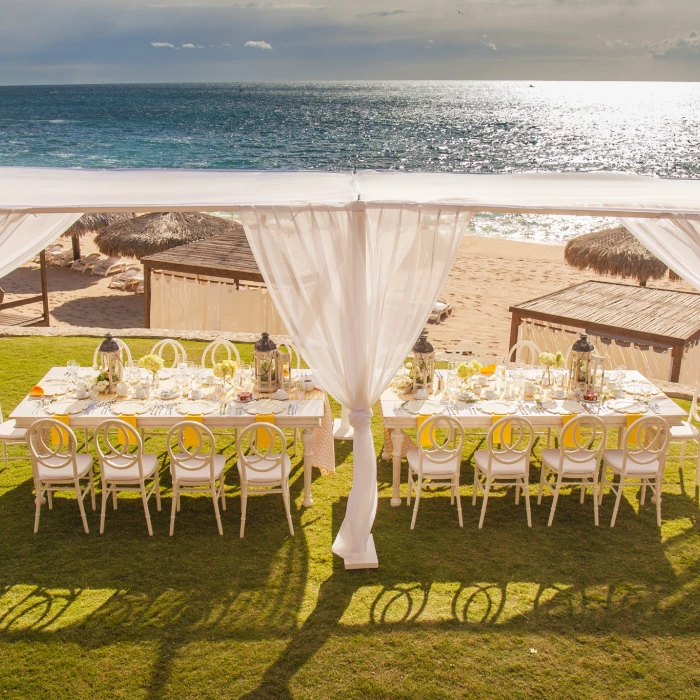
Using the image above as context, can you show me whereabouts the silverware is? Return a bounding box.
[649,402,660,414]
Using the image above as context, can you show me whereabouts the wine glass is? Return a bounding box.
[66,360,78,388]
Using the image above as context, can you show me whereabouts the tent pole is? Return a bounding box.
[39,250,50,327]
[144,264,151,328]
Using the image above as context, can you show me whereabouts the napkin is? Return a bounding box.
[491,415,511,444]
[51,414,70,447]
[561,414,582,449]
[30,385,45,397]
[626,413,644,446]
[416,413,434,448]
[117,414,138,446]
[255,413,275,449]
[184,414,203,449]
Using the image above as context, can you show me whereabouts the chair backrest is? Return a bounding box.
[508,340,541,366]
[237,422,286,479]
[415,415,464,474]
[92,337,133,367]
[94,419,145,478]
[276,340,301,369]
[444,340,485,365]
[688,385,700,423]
[151,338,188,367]
[485,416,534,470]
[558,414,607,465]
[621,416,670,472]
[201,337,241,368]
[167,421,217,480]
[26,419,80,478]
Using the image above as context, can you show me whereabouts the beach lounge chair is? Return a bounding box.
[109,267,142,290]
[71,253,102,273]
[428,299,453,324]
[42,244,65,264]
[93,257,126,276]
[53,251,76,267]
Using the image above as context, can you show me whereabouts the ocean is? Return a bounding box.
[2,80,699,243]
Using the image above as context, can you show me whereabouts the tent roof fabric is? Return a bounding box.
[2,168,700,217]
[510,280,700,345]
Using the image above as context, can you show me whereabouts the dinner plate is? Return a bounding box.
[544,400,584,415]
[244,399,289,415]
[477,400,518,415]
[176,400,219,415]
[39,380,69,397]
[607,399,648,414]
[402,400,445,415]
[110,400,150,415]
[45,399,89,415]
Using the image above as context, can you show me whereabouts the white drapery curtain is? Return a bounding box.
[0,212,81,279]
[238,203,472,562]
[621,217,700,291]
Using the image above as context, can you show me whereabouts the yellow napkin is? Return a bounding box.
[416,413,434,448]
[184,414,203,449]
[626,413,644,446]
[117,414,137,446]
[255,414,275,449]
[480,364,496,376]
[492,415,511,444]
[561,414,582,449]
[51,414,70,447]
[30,385,45,397]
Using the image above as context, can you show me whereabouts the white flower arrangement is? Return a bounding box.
[457,360,482,380]
[539,351,565,368]
[214,359,239,383]
[138,354,165,374]
[96,379,110,394]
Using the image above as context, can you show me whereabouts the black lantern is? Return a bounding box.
[98,332,122,394]
[567,333,605,399]
[412,330,435,394]
[254,332,280,394]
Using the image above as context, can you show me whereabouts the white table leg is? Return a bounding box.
[391,428,404,507]
[301,427,315,507]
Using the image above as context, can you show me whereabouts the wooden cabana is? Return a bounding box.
[141,227,264,329]
[0,250,50,327]
[509,280,700,383]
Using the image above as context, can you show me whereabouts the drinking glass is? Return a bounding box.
[66,360,78,387]
[615,365,626,384]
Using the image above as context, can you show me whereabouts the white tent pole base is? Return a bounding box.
[333,404,355,441]
[341,534,378,570]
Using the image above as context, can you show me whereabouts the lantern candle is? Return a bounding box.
[254,332,281,394]
[412,330,436,395]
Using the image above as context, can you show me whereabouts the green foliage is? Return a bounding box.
[0,336,699,698]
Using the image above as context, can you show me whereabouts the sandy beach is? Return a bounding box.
[0,233,693,354]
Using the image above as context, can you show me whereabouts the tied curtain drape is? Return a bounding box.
[0,212,81,279]
[621,217,700,291]
[238,203,471,563]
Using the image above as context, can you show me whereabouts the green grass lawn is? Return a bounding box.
[1,336,700,699]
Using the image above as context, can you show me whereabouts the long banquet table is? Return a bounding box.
[11,367,325,507]
[380,369,687,507]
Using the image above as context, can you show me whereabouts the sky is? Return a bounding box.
[0,0,699,84]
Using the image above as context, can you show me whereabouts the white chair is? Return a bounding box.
[406,415,465,529]
[601,415,670,527]
[667,385,700,492]
[0,405,28,465]
[94,419,161,535]
[473,416,535,528]
[508,340,541,367]
[237,422,294,538]
[539,415,607,526]
[201,337,241,369]
[92,336,133,367]
[167,421,226,535]
[27,419,95,533]
[71,252,102,273]
[443,340,485,365]
[151,338,188,368]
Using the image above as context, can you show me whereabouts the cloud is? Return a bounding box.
[148,2,327,9]
[244,40,273,49]
[356,9,415,18]
[597,34,633,50]
[481,34,497,51]
[150,42,176,48]
[645,30,700,60]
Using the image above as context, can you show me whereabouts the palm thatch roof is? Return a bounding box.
[95,212,242,258]
[564,226,681,285]
[62,213,134,238]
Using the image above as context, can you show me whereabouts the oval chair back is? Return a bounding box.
[94,419,145,479]
[558,414,607,465]
[151,338,188,367]
[415,415,464,475]
[444,340,485,365]
[27,418,80,477]
[485,416,534,471]
[688,385,700,423]
[621,415,670,474]
[167,421,218,481]
[276,340,301,369]
[508,340,541,367]
[92,337,133,367]
[201,337,241,369]
[237,422,287,479]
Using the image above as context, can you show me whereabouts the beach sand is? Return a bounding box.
[0,233,693,353]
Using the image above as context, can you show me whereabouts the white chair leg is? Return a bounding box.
[89,471,96,510]
[169,484,178,536]
[548,473,563,527]
[34,486,42,533]
[140,483,153,536]
[239,484,247,538]
[212,484,223,536]
[455,477,463,528]
[283,482,294,536]
[592,479,600,527]
[656,477,662,526]
[640,480,647,505]
[478,478,491,529]
[76,479,89,533]
[47,489,53,510]
[610,476,625,528]
[580,483,585,504]
[112,488,118,510]
[524,476,532,527]
[410,477,423,530]
[100,483,108,534]
[220,481,227,511]
[154,469,161,511]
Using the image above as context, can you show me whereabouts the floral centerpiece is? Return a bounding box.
[393,362,414,393]
[539,351,564,386]
[138,354,165,375]
[95,371,111,395]
[214,359,239,389]
[457,360,483,387]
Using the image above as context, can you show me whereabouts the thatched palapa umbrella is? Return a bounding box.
[62,213,134,260]
[95,212,242,258]
[564,226,681,287]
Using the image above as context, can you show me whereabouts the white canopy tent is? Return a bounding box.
[2,167,700,569]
